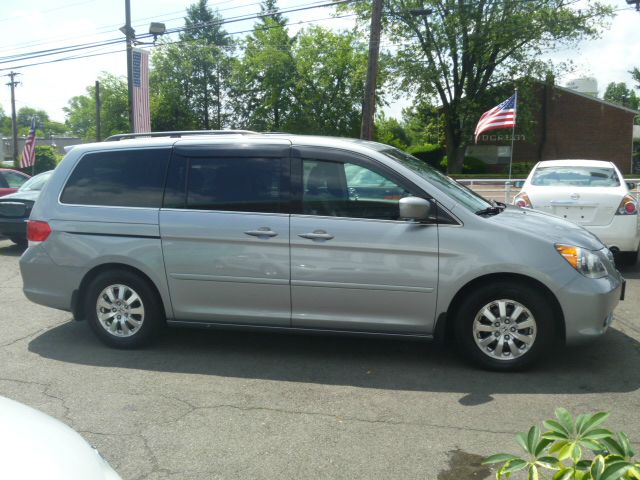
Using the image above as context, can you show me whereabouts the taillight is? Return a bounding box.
[513,192,532,208]
[616,195,637,215]
[27,220,52,244]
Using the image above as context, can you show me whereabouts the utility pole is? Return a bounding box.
[360,0,383,140]
[123,0,135,132]
[4,72,20,164]
[95,80,102,141]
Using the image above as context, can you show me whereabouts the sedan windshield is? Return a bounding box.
[381,148,493,213]
[531,166,620,187]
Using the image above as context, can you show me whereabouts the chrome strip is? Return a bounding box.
[292,280,434,293]
[170,273,289,285]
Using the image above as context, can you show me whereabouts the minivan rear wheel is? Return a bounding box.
[85,269,162,348]
[453,282,555,371]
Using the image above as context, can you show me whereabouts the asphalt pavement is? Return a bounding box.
[0,237,638,479]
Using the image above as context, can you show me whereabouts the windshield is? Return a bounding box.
[531,166,620,187]
[381,148,493,212]
[19,171,52,192]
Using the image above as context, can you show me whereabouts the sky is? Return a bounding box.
[0,0,639,127]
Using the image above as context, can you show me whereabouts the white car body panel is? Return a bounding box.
[0,396,121,480]
[517,159,640,253]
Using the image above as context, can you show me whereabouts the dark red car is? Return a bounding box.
[0,169,30,197]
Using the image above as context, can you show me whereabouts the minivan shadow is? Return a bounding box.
[29,321,640,399]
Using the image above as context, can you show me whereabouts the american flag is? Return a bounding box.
[20,117,37,169]
[132,48,151,133]
[474,93,517,143]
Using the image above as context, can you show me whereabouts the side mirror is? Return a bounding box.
[626,182,636,190]
[513,180,525,188]
[400,197,431,221]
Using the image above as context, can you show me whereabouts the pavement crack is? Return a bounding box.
[0,320,67,348]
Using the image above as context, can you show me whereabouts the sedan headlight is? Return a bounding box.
[555,244,607,279]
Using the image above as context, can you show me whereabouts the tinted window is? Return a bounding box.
[185,157,284,213]
[303,159,411,220]
[61,149,170,207]
[531,166,620,187]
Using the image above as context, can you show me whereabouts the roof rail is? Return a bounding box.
[104,130,258,141]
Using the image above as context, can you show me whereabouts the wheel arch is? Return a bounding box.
[435,272,565,345]
[72,263,167,322]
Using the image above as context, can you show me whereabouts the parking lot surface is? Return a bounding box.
[0,237,638,479]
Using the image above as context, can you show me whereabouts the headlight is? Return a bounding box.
[555,244,607,279]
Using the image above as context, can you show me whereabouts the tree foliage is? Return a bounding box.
[63,72,128,140]
[345,0,614,172]
[151,0,234,131]
[604,82,639,110]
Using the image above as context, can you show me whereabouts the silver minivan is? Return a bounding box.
[20,132,625,370]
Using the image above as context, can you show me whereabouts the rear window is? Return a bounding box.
[61,149,170,208]
[531,166,620,187]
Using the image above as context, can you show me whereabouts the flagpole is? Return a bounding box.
[506,88,518,203]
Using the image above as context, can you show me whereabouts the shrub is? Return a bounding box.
[511,161,536,176]
[483,408,639,479]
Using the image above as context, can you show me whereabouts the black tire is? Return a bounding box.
[453,282,556,371]
[8,236,27,247]
[84,269,163,348]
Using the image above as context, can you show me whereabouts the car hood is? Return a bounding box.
[0,396,122,480]
[488,205,605,250]
[0,190,40,202]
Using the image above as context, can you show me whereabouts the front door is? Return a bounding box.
[290,147,439,334]
[160,142,291,326]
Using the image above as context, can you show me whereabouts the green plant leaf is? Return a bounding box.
[535,439,554,457]
[575,413,589,436]
[483,454,522,465]
[591,455,605,480]
[517,432,530,454]
[550,441,570,455]
[575,460,591,471]
[579,412,609,436]
[583,429,614,441]
[600,438,625,457]
[559,443,576,462]
[618,432,635,458]
[600,461,632,480]
[581,439,605,451]
[537,456,560,470]
[572,444,583,463]
[502,459,528,474]
[544,420,570,438]
[555,408,575,435]
[528,464,539,480]
[528,426,542,456]
[552,468,574,480]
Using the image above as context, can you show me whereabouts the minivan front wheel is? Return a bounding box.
[454,283,554,371]
[85,270,162,348]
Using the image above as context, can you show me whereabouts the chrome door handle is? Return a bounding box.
[298,230,334,241]
[244,227,278,238]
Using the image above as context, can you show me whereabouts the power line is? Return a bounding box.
[0,0,349,66]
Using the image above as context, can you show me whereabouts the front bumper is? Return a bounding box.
[556,270,624,345]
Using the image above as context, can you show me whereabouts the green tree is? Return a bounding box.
[290,26,370,137]
[345,1,614,173]
[151,0,234,130]
[604,82,640,110]
[631,67,640,89]
[15,145,61,174]
[230,0,296,131]
[64,73,128,140]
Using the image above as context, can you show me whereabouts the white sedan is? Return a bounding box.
[0,395,122,479]
[513,159,639,265]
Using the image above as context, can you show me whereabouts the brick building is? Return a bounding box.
[468,83,639,174]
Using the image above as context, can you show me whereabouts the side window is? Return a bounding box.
[60,149,170,208]
[302,159,412,220]
[185,157,284,213]
[4,172,28,188]
[0,173,9,188]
